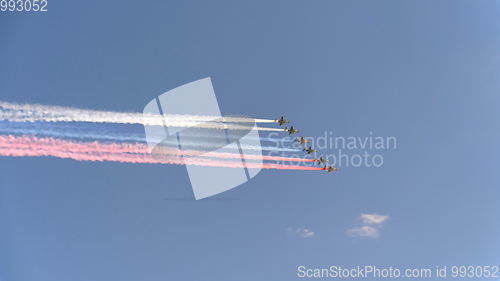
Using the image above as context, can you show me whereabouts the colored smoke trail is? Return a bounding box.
[0,122,300,152]
[0,102,281,131]
[0,147,323,170]
[0,135,319,170]
[0,147,185,165]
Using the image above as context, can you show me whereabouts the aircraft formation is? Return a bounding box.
[275,116,337,173]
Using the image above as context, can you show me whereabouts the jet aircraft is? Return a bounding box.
[304,146,318,154]
[324,165,337,173]
[285,126,299,135]
[295,136,310,145]
[316,156,328,165]
[276,116,289,126]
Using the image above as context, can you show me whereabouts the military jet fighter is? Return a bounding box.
[276,116,289,126]
[303,146,318,154]
[284,126,299,135]
[324,165,337,173]
[316,156,328,165]
[295,136,310,145]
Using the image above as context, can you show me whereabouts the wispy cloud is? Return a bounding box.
[346,213,390,239]
[359,213,389,225]
[287,227,315,238]
[346,225,380,238]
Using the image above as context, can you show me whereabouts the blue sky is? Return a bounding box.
[1,1,500,280]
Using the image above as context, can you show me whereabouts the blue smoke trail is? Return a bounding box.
[0,121,299,152]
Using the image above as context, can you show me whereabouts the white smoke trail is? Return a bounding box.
[0,101,280,131]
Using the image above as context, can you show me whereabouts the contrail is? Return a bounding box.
[0,101,281,130]
[0,135,320,170]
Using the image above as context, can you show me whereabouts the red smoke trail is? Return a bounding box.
[0,147,184,165]
[0,135,322,170]
[0,135,147,154]
[0,135,314,163]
